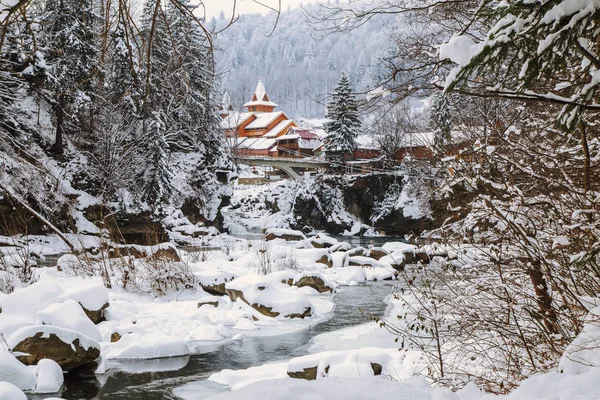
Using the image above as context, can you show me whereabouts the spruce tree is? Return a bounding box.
[324,72,361,156]
[40,0,99,155]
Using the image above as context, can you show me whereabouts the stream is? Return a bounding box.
[44,280,399,400]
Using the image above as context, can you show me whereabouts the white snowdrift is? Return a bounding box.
[101,333,190,360]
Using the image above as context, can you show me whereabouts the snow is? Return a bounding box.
[6,325,100,352]
[439,35,478,66]
[36,299,102,343]
[0,350,37,391]
[233,318,257,331]
[0,382,27,400]
[59,281,109,311]
[225,274,314,318]
[196,376,458,400]
[244,112,284,130]
[101,333,189,360]
[1,281,63,319]
[34,359,64,393]
[324,266,367,286]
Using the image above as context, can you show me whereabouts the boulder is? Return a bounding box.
[345,247,367,257]
[315,254,332,268]
[294,273,334,293]
[265,228,306,242]
[196,271,237,296]
[348,256,382,268]
[60,282,110,325]
[36,299,102,343]
[367,247,389,260]
[287,366,317,380]
[7,325,100,371]
[225,275,313,319]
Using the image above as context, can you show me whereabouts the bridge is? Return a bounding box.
[234,156,330,179]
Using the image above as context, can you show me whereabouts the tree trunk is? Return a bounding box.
[580,121,591,192]
[52,95,65,155]
[528,261,559,335]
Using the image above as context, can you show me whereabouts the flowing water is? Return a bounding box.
[45,280,400,400]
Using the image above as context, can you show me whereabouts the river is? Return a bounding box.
[42,280,398,400]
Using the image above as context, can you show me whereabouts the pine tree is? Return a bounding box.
[40,0,99,155]
[324,72,361,156]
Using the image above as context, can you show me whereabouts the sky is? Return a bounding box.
[204,0,317,19]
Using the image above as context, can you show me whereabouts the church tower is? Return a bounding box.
[243,78,278,113]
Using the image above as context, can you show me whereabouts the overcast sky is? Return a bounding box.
[204,0,317,18]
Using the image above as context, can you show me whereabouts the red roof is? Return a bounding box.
[292,128,319,140]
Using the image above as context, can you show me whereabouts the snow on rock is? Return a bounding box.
[0,314,35,338]
[59,281,109,322]
[381,242,415,254]
[294,248,332,269]
[36,299,102,343]
[0,382,28,400]
[207,362,288,391]
[265,228,306,242]
[0,350,37,391]
[195,376,458,400]
[34,359,64,393]
[1,281,63,319]
[6,325,100,370]
[195,270,237,296]
[233,318,257,331]
[325,266,367,286]
[348,256,383,268]
[303,233,339,249]
[225,274,313,319]
[330,251,349,269]
[293,271,335,293]
[286,348,393,380]
[102,333,189,360]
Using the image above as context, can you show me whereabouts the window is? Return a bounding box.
[252,107,257,111]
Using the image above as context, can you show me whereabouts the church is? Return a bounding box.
[220,79,301,156]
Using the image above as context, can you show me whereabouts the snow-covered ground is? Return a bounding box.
[1,224,600,399]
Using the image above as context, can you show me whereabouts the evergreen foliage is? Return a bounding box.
[324,73,361,155]
[430,93,451,151]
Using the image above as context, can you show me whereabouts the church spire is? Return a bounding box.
[243,78,278,113]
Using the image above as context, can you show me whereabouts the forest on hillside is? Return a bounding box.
[210,4,393,117]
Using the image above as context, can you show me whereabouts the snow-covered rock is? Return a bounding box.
[293,272,335,293]
[287,348,392,380]
[6,325,100,370]
[294,248,332,269]
[195,270,237,296]
[0,350,37,391]
[36,299,102,342]
[102,333,189,360]
[265,228,306,242]
[60,281,109,324]
[225,274,313,319]
[34,359,64,393]
[0,382,27,400]
[326,267,367,286]
[1,281,63,319]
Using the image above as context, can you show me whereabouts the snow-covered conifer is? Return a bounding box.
[324,72,361,156]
